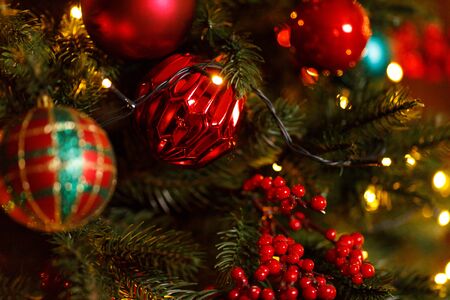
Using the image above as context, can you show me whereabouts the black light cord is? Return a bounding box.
[102,62,382,168]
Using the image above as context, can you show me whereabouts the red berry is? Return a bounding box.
[280,200,294,214]
[231,267,246,281]
[289,243,304,257]
[360,263,375,278]
[254,266,270,281]
[299,276,313,289]
[228,288,241,299]
[274,235,288,243]
[301,259,315,272]
[310,195,327,211]
[340,264,350,276]
[337,235,354,248]
[289,218,302,231]
[335,257,346,267]
[273,176,286,187]
[243,180,254,191]
[249,286,261,300]
[292,184,306,197]
[318,284,337,300]
[350,249,363,262]
[266,188,277,202]
[274,241,288,255]
[284,269,299,283]
[325,229,337,241]
[349,263,361,275]
[276,187,291,200]
[315,276,326,286]
[252,174,264,185]
[239,277,249,287]
[261,177,273,190]
[261,288,275,300]
[266,259,282,275]
[258,234,273,247]
[285,287,299,300]
[239,296,250,300]
[294,211,306,220]
[337,246,350,257]
[351,232,365,248]
[352,273,364,285]
[302,286,318,300]
[287,253,300,264]
[287,237,296,245]
[325,249,337,262]
[259,245,275,258]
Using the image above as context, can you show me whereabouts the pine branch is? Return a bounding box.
[215,212,259,288]
[0,272,38,300]
[391,272,438,299]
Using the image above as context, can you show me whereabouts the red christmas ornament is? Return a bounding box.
[0,106,117,232]
[81,0,196,59]
[288,0,371,73]
[135,54,246,167]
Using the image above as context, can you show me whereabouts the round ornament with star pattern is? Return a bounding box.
[0,105,117,232]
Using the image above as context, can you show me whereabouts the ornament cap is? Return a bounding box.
[37,94,54,108]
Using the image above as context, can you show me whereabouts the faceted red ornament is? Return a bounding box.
[288,0,371,73]
[135,54,246,167]
[0,106,117,232]
[81,0,196,59]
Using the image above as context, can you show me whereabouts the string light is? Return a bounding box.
[70,6,83,20]
[364,185,380,212]
[272,163,283,172]
[446,262,450,279]
[211,75,224,86]
[101,78,112,89]
[435,273,448,285]
[362,251,369,260]
[386,62,404,83]
[438,211,450,227]
[405,154,416,167]
[433,171,448,190]
[381,157,392,167]
[336,89,351,110]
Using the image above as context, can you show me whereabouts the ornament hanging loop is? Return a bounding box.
[37,94,54,108]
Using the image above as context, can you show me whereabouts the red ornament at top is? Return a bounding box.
[288,0,371,73]
[81,0,196,59]
[135,54,246,167]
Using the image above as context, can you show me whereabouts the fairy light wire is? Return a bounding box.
[103,61,382,168]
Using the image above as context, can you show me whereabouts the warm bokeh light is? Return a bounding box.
[212,75,224,85]
[405,154,416,167]
[362,251,369,260]
[435,273,448,285]
[277,28,291,48]
[381,157,392,167]
[387,62,404,83]
[364,185,380,212]
[101,78,112,89]
[446,262,450,279]
[70,6,82,20]
[290,11,297,19]
[433,171,448,190]
[438,211,450,226]
[339,95,350,110]
[272,163,283,172]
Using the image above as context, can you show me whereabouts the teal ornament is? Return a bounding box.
[362,34,391,76]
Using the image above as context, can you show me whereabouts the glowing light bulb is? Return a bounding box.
[435,273,448,285]
[272,163,283,172]
[290,11,298,19]
[446,262,450,279]
[362,251,369,260]
[364,185,380,212]
[381,157,392,167]
[70,6,83,20]
[438,211,450,226]
[405,154,416,166]
[342,24,353,33]
[387,62,404,82]
[339,96,350,110]
[433,171,448,190]
[212,75,224,86]
[102,78,112,89]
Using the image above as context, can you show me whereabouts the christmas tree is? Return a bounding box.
[0,0,450,299]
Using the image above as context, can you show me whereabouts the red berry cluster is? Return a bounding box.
[324,231,375,285]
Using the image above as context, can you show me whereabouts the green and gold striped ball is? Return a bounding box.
[0,106,117,232]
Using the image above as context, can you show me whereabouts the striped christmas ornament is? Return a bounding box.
[0,106,117,232]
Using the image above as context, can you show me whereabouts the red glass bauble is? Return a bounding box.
[288,0,371,73]
[81,0,196,59]
[0,106,117,232]
[135,54,246,167]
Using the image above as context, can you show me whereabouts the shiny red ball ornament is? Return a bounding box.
[81,0,196,59]
[135,54,246,167]
[288,0,371,73]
